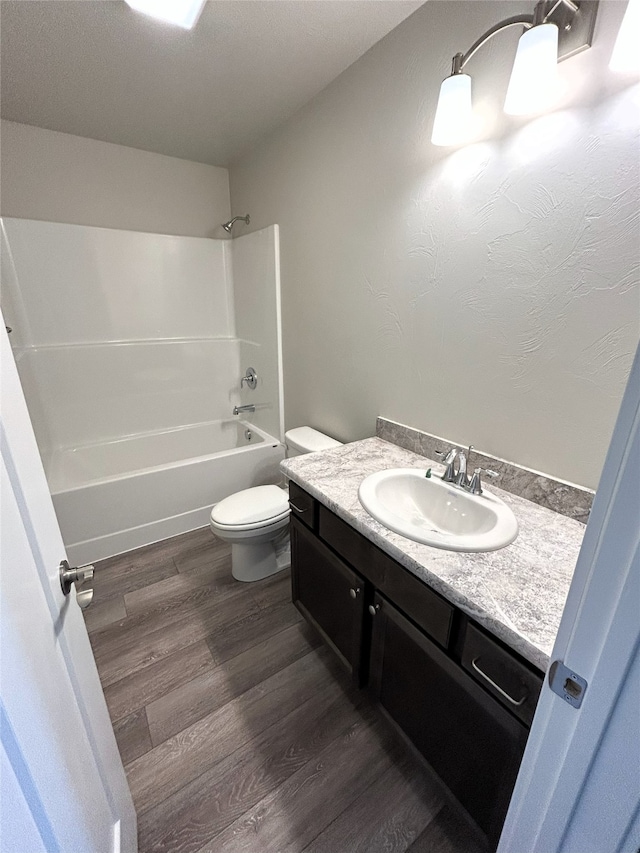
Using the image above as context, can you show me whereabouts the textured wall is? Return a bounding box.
[230,0,640,490]
[0,121,230,238]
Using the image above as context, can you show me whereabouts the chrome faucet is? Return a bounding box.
[233,404,255,415]
[435,447,460,483]
[455,445,475,488]
[455,450,469,488]
[436,444,488,492]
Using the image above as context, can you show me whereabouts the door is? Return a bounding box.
[291,516,366,680]
[0,317,136,852]
[498,344,640,852]
[369,593,528,847]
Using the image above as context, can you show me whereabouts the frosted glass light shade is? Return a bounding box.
[504,23,559,116]
[125,0,206,29]
[431,73,473,146]
[610,0,640,73]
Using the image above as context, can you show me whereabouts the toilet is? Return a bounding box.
[209,427,342,582]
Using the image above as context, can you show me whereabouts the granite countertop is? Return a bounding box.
[282,437,586,672]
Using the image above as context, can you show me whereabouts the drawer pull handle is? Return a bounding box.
[349,587,361,599]
[289,502,307,513]
[368,603,380,617]
[471,657,528,707]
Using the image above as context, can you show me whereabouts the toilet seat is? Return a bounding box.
[208,426,341,583]
[211,513,289,534]
[210,485,289,531]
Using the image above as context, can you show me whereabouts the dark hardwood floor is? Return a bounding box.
[87,527,486,853]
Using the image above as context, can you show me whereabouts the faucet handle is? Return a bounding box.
[435,447,457,462]
[435,447,460,483]
[240,367,258,390]
[468,467,499,495]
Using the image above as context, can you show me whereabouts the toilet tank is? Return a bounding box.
[284,427,342,457]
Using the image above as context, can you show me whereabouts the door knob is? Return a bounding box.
[59,560,95,610]
[349,587,361,599]
[76,589,94,610]
[368,603,380,616]
[59,560,94,594]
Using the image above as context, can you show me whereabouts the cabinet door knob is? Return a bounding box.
[349,587,361,599]
[368,603,380,616]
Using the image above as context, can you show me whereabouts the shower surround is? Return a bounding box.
[1,218,284,563]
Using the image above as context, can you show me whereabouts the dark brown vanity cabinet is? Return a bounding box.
[289,485,544,849]
[369,593,529,845]
[290,517,367,679]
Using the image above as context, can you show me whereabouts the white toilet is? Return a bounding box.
[209,427,342,582]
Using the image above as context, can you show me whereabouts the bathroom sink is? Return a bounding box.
[358,468,518,552]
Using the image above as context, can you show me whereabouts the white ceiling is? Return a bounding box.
[1,0,423,167]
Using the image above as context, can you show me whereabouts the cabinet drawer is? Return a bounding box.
[462,623,543,727]
[288,482,317,530]
[319,506,386,587]
[319,505,453,649]
[380,562,454,651]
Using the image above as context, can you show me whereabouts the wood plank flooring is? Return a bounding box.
[87,527,487,853]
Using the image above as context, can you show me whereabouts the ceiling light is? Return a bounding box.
[609,0,640,74]
[431,0,599,147]
[125,0,206,30]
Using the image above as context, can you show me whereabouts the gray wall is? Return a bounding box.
[229,0,640,490]
[1,121,230,238]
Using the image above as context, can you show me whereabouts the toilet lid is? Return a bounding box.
[210,485,289,527]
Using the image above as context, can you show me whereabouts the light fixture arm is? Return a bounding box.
[544,0,579,20]
[452,0,582,74]
[455,15,535,73]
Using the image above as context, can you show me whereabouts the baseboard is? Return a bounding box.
[65,503,213,565]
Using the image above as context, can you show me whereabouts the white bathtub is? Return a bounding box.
[50,420,285,565]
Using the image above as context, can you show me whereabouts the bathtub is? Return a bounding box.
[49,419,285,565]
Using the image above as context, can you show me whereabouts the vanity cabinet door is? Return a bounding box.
[290,517,366,681]
[369,594,528,848]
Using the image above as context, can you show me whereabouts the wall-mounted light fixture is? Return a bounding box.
[431,0,600,146]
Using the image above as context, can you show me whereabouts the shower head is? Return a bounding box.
[222,214,250,233]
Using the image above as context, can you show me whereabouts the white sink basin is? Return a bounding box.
[358,468,518,552]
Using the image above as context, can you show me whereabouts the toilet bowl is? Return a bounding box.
[209,427,342,582]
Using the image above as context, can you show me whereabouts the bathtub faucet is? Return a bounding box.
[233,404,256,416]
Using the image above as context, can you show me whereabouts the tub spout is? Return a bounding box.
[233,404,256,415]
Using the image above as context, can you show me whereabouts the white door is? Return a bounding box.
[499,343,640,852]
[0,317,136,852]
